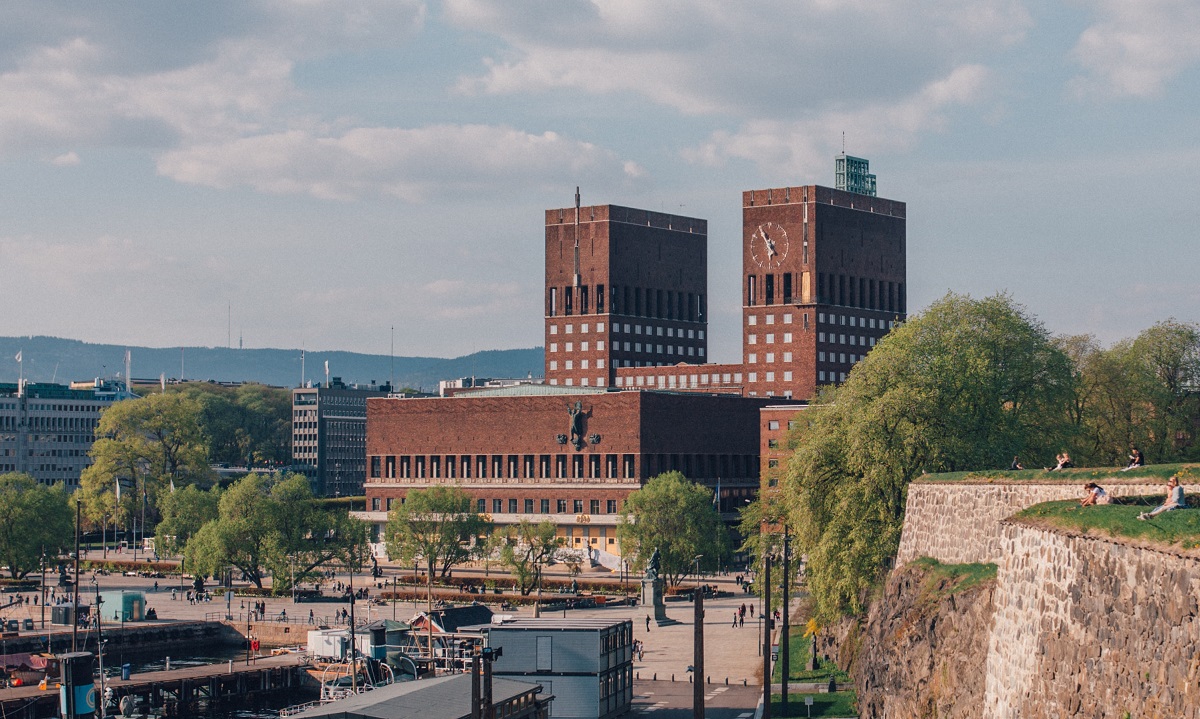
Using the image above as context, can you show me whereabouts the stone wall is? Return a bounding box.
[895,475,1191,566]
[852,563,996,719]
[983,522,1200,718]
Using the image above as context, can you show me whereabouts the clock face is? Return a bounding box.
[750,222,789,268]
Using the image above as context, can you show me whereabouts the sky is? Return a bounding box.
[1,0,1198,365]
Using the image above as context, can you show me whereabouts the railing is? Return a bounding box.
[205,611,369,629]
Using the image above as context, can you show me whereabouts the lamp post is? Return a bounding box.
[781,530,791,717]
[693,555,704,593]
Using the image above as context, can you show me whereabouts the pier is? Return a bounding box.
[0,653,309,718]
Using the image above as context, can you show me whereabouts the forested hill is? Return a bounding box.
[0,336,544,391]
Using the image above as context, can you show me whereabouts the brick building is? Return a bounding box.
[544,200,709,389]
[359,386,770,558]
[361,156,905,555]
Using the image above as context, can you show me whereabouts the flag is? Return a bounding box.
[170,478,176,493]
[14,351,21,362]
[324,360,329,373]
[115,478,121,501]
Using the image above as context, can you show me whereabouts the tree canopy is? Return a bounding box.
[0,473,74,579]
[618,471,729,588]
[184,473,367,591]
[385,486,490,605]
[155,484,221,555]
[786,293,1077,622]
[498,520,567,596]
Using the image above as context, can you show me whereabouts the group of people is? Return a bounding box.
[1079,474,1189,519]
[730,602,755,628]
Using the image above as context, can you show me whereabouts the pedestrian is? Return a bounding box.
[749,604,754,618]
[732,612,738,628]
[153,581,158,592]
[645,615,651,632]
[739,613,744,628]
[309,609,315,625]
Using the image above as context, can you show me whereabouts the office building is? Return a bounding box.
[292,378,392,497]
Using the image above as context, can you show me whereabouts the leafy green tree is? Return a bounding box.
[0,473,73,578]
[1126,320,1200,462]
[79,391,212,529]
[787,293,1076,622]
[155,485,221,555]
[184,473,365,591]
[498,520,565,596]
[617,471,729,588]
[172,383,292,468]
[385,486,491,607]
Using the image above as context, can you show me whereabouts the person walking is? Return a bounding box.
[645,615,651,632]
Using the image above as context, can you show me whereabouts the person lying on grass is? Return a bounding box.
[1138,475,1187,520]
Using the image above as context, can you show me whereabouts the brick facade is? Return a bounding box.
[362,388,771,555]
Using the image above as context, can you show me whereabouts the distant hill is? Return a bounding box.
[0,336,544,391]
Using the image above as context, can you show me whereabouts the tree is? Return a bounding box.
[498,520,566,596]
[786,293,1076,622]
[79,392,212,530]
[1126,320,1200,462]
[0,473,73,579]
[184,473,365,591]
[155,484,221,555]
[617,471,729,588]
[172,383,292,468]
[385,486,491,610]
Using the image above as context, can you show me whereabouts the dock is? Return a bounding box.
[0,652,309,718]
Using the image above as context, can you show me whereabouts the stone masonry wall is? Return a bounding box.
[895,476,1194,566]
[983,523,1200,718]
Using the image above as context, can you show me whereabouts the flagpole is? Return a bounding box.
[16,351,23,397]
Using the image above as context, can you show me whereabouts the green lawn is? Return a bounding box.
[1013,497,1200,549]
[772,626,851,684]
[919,462,1198,484]
[770,691,858,717]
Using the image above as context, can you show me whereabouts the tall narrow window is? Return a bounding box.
[765,274,775,305]
[782,273,792,304]
[596,284,605,313]
[564,287,573,315]
[747,275,757,306]
[549,288,557,316]
[580,286,589,314]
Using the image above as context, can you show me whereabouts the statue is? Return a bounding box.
[641,547,673,624]
[645,547,661,582]
[567,401,586,450]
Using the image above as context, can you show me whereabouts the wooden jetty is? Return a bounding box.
[0,653,310,718]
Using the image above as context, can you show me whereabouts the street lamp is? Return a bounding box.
[693,555,704,593]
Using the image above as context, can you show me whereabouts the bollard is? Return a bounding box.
[725,677,728,686]
[743,679,747,687]
[707,676,711,684]
[671,674,674,682]
[165,656,170,671]
[653,673,656,681]
[228,660,233,673]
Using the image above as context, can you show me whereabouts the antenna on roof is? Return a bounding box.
[842,131,845,153]
[572,187,581,288]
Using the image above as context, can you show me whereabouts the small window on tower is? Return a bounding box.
[597,284,605,313]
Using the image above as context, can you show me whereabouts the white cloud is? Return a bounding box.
[447,0,1028,117]
[1069,0,1200,99]
[684,65,991,177]
[49,151,80,166]
[156,124,643,201]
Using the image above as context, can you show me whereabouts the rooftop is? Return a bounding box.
[289,673,543,719]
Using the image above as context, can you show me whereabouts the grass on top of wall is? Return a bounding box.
[908,557,998,601]
[918,462,1199,484]
[1013,497,1200,550]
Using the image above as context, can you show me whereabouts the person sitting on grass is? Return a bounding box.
[1046,452,1074,472]
[1120,447,1145,472]
[1079,482,1109,506]
[1010,456,1025,471]
[1138,476,1187,520]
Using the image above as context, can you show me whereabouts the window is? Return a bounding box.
[541,499,551,513]
[491,499,502,513]
[550,325,558,335]
[748,353,757,364]
[607,500,618,513]
[784,313,793,324]
[478,498,486,512]
[784,371,793,381]
[573,499,584,513]
[748,315,757,326]
[509,498,518,514]
[557,499,568,513]
[525,499,534,513]
[768,439,779,449]
[766,353,775,363]
[768,459,779,468]
[370,456,381,478]
[783,333,793,343]
[766,334,775,344]
[590,499,600,514]
[371,497,380,511]
[550,343,558,352]
[766,314,775,325]
[768,420,779,430]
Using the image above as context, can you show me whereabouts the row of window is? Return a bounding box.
[369,453,759,482]
[819,352,864,365]
[546,377,608,387]
[819,334,877,348]
[549,284,706,322]
[747,352,794,363]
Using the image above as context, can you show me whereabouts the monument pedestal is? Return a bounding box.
[641,577,679,626]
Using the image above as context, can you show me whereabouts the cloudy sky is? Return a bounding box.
[2,0,1198,365]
